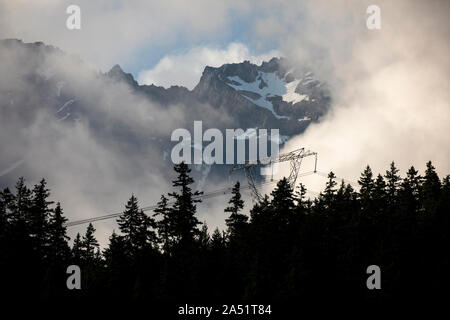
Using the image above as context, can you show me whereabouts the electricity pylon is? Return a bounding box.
[230,148,317,201]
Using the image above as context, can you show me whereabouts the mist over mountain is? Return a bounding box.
[0,39,330,240]
[0,39,330,179]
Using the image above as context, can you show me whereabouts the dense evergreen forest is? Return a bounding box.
[0,161,448,305]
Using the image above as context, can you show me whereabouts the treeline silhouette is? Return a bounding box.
[0,161,448,303]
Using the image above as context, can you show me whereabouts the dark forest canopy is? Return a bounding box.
[0,161,448,304]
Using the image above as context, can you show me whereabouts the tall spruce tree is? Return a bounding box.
[224,182,247,236]
[11,177,32,224]
[30,179,53,258]
[270,178,296,226]
[47,203,70,262]
[385,161,401,205]
[117,194,157,256]
[323,172,338,210]
[168,162,202,243]
[72,232,83,263]
[81,223,99,262]
[422,161,441,214]
[153,194,172,252]
[358,165,375,207]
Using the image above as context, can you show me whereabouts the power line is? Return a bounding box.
[230,148,317,200]
[65,169,358,228]
[66,171,319,228]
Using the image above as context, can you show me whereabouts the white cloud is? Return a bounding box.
[0,0,251,70]
[266,0,450,195]
[137,42,279,90]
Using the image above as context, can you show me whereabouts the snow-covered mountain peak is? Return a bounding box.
[225,70,308,119]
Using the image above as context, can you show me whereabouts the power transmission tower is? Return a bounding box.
[230,148,317,201]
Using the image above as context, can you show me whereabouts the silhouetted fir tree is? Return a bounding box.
[156,162,204,299]
[295,183,308,206]
[30,178,53,258]
[168,162,203,244]
[373,174,387,206]
[39,202,71,298]
[359,165,375,209]
[335,180,356,216]
[210,228,225,251]
[78,223,103,297]
[250,194,271,222]
[116,195,161,299]
[5,178,38,298]
[47,202,70,262]
[422,161,441,215]
[405,166,422,200]
[11,177,32,224]
[153,194,172,253]
[72,232,83,263]
[358,167,379,261]
[344,183,357,202]
[399,167,422,216]
[222,183,249,298]
[385,161,401,205]
[293,182,312,224]
[94,248,103,264]
[322,171,338,212]
[117,194,157,256]
[81,223,99,262]
[197,223,210,250]
[224,181,247,237]
[270,178,296,225]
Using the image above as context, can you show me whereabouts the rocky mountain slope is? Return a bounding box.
[0,39,331,189]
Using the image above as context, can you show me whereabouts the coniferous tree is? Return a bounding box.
[405,167,422,199]
[385,161,401,205]
[104,231,127,264]
[72,232,83,263]
[271,178,296,222]
[11,177,32,224]
[323,171,338,210]
[81,223,99,262]
[224,182,247,236]
[358,165,375,208]
[30,179,53,258]
[295,183,308,206]
[153,194,172,252]
[422,161,441,214]
[373,174,387,205]
[168,162,202,244]
[117,194,157,256]
[399,167,422,215]
[198,223,210,250]
[47,203,70,262]
[210,228,225,251]
[6,178,35,297]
